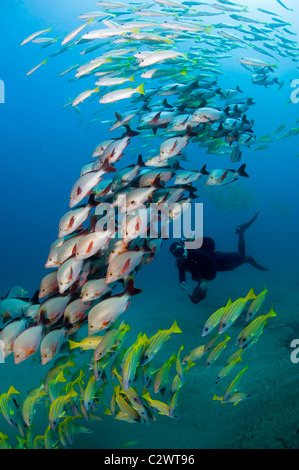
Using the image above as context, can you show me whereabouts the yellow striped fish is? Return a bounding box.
[0,432,11,449]
[49,389,77,430]
[113,368,149,423]
[176,345,184,382]
[68,336,104,351]
[140,320,182,366]
[203,332,219,353]
[114,385,140,422]
[222,365,248,403]
[122,333,147,391]
[246,286,268,321]
[94,322,126,361]
[206,334,230,368]
[169,388,180,419]
[141,391,170,417]
[0,386,19,428]
[83,374,96,411]
[237,307,277,347]
[154,354,176,394]
[202,298,232,336]
[227,348,243,364]
[213,392,251,406]
[182,345,205,364]
[22,385,47,427]
[214,355,242,385]
[218,289,256,334]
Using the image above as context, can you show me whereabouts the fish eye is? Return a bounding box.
[43,354,47,358]
[111,250,115,253]
[16,354,20,358]
[85,293,89,297]
[222,323,226,328]
[41,288,45,292]
[108,272,113,277]
[76,252,80,256]
[90,324,94,329]
[49,258,52,262]
[59,282,63,286]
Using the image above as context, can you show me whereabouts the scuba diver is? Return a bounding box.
[170,211,269,304]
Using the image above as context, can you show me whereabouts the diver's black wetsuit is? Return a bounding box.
[175,212,269,304]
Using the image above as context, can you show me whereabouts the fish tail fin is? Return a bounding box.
[185,124,197,138]
[38,308,50,327]
[246,288,256,302]
[8,386,20,396]
[179,68,188,76]
[200,164,209,176]
[213,395,223,401]
[43,59,48,65]
[125,125,140,138]
[152,175,165,189]
[141,391,151,401]
[94,86,100,93]
[170,319,182,334]
[128,75,135,82]
[267,307,277,319]
[68,389,78,399]
[102,158,117,174]
[30,290,40,304]
[104,407,112,415]
[204,25,213,35]
[163,98,173,109]
[137,154,145,167]
[88,193,97,207]
[136,83,145,95]
[68,339,79,350]
[237,164,249,178]
[125,277,142,297]
[247,97,256,106]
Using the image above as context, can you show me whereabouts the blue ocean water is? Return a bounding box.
[0,0,299,449]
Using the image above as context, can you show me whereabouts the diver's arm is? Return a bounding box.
[177,259,186,289]
[189,280,208,304]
